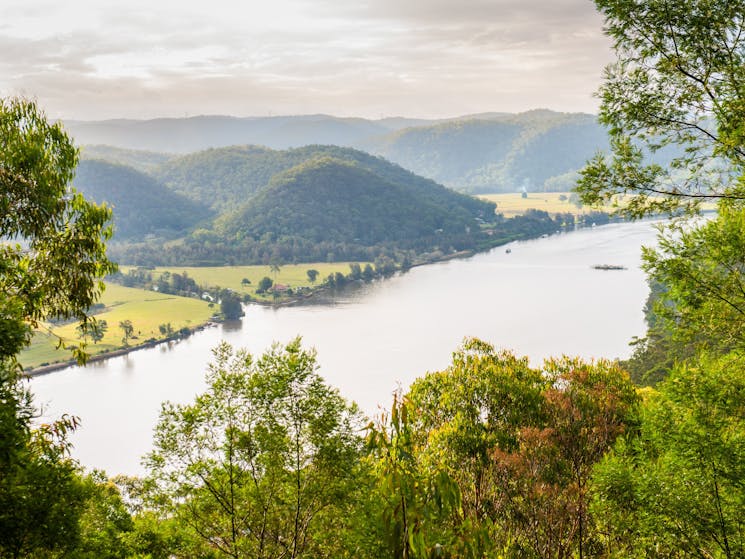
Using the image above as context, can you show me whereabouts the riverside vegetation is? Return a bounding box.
[3,1,745,557]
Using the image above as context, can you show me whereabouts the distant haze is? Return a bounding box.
[70,110,611,193]
[1,0,613,120]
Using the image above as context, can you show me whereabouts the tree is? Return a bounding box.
[577,2,745,383]
[577,0,745,217]
[73,472,136,558]
[641,205,745,356]
[0,97,115,363]
[405,339,639,559]
[306,269,319,284]
[158,322,173,337]
[269,261,281,281]
[219,290,244,320]
[362,263,375,281]
[592,352,745,558]
[241,277,251,286]
[79,318,108,344]
[119,319,134,346]
[407,339,546,523]
[349,263,362,281]
[0,413,90,558]
[0,97,115,557]
[256,276,273,294]
[91,319,108,344]
[367,393,467,559]
[146,340,363,559]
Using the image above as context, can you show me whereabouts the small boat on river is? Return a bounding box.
[592,264,627,270]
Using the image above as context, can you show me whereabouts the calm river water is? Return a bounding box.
[31,220,660,475]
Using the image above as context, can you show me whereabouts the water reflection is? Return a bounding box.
[221,320,243,333]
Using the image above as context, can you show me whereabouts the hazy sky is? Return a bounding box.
[0,0,613,120]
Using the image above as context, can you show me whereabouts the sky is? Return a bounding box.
[0,0,614,121]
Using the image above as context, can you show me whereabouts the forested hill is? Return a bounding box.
[216,156,495,246]
[71,142,575,266]
[110,147,533,266]
[65,110,612,195]
[153,144,493,213]
[73,160,213,241]
[357,110,610,193]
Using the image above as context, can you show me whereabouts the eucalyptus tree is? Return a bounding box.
[403,339,639,559]
[146,340,364,559]
[579,0,745,374]
[578,0,745,216]
[593,353,745,558]
[0,97,116,557]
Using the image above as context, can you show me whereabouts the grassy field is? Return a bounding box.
[479,191,717,217]
[477,192,611,217]
[19,283,214,369]
[124,262,370,301]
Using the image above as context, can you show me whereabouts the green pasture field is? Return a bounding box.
[479,192,716,217]
[477,192,608,217]
[124,262,370,301]
[19,283,214,369]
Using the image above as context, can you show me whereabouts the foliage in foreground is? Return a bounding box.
[0,97,116,558]
[577,0,745,217]
[593,352,745,558]
[129,339,639,559]
[145,340,366,559]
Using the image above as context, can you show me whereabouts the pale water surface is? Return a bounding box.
[30,221,659,475]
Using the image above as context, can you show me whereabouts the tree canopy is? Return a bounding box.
[593,352,745,557]
[0,98,116,363]
[577,0,745,217]
[0,97,116,557]
[146,340,364,559]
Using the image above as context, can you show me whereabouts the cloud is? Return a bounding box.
[0,0,613,119]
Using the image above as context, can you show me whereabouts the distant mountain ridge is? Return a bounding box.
[65,110,610,193]
[65,114,419,153]
[358,110,610,193]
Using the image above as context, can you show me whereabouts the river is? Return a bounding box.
[30,220,660,475]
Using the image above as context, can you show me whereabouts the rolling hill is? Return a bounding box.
[356,110,610,192]
[153,144,494,214]
[65,110,614,194]
[73,160,213,241]
[216,156,495,246]
[104,147,527,266]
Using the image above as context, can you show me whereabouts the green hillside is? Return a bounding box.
[73,159,213,240]
[358,111,610,193]
[217,156,495,246]
[154,144,493,214]
[111,148,548,266]
[74,145,569,267]
[153,145,288,211]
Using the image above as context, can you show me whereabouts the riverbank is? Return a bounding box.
[20,283,216,372]
[21,248,497,373]
[22,211,618,374]
[25,321,217,377]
